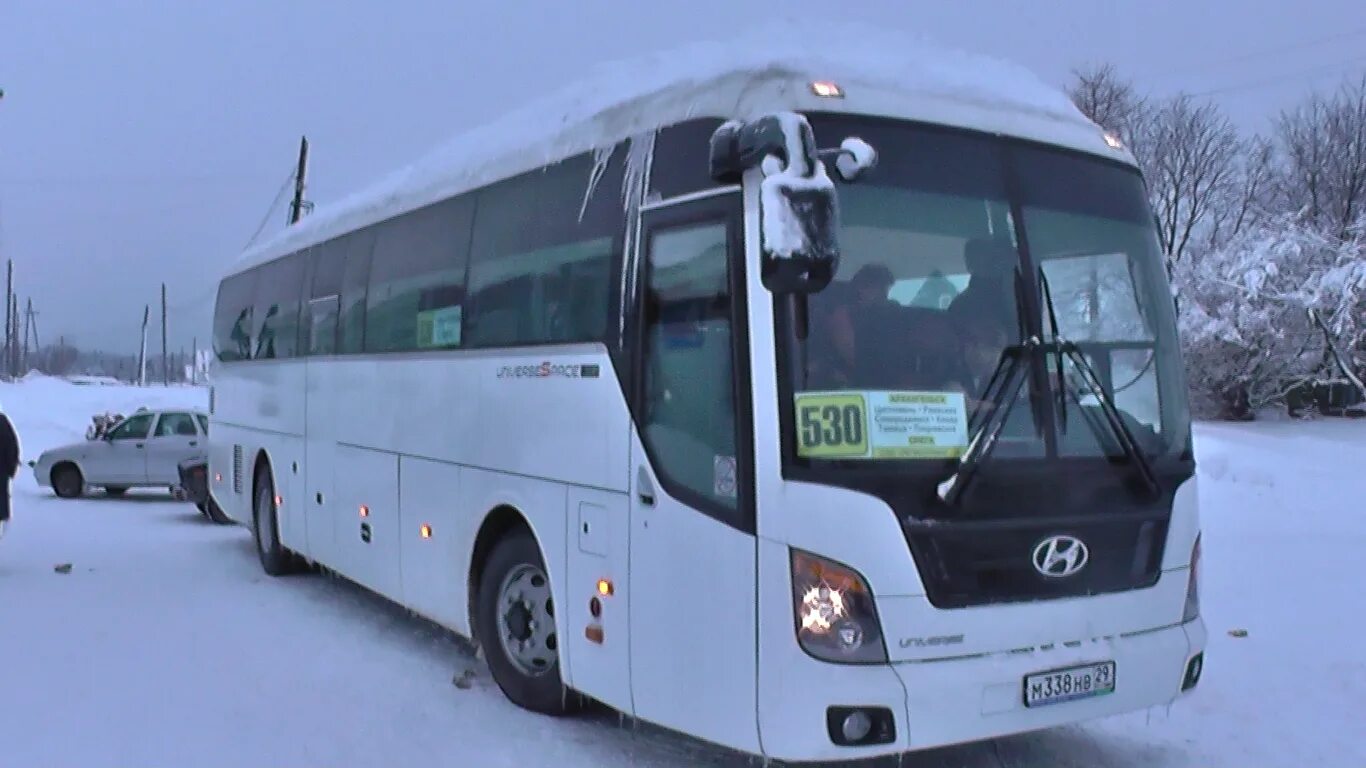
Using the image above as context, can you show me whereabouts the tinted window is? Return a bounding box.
[196,415,209,434]
[253,254,306,359]
[650,119,728,200]
[640,221,739,515]
[305,296,339,355]
[109,413,154,441]
[213,270,258,362]
[310,239,346,298]
[303,240,346,356]
[1014,148,1152,225]
[339,232,374,354]
[365,196,474,352]
[465,147,625,347]
[155,413,199,437]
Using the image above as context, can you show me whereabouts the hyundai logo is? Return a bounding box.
[1032,535,1089,578]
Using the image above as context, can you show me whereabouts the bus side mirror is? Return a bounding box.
[709,113,849,295]
[831,138,877,182]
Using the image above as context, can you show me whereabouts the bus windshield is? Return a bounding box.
[778,115,1191,468]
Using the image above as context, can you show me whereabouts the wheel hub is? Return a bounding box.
[495,564,557,676]
[503,601,533,641]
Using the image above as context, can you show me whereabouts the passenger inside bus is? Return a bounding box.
[805,237,1022,405]
[808,264,895,388]
[947,239,1019,351]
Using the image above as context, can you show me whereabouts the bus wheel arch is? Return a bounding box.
[468,505,534,635]
[251,449,302,576]
[468,505,577,715]
[251,450,273,504]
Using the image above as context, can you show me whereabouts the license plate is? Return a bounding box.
[1023,661,1116,708]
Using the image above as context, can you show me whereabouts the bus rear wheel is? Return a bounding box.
[475,531,576,715]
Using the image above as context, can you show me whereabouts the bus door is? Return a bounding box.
[626,192,762,754]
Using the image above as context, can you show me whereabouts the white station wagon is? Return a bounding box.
[32,408,209,498]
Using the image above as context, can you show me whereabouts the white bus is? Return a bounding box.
[209,45,1206,763]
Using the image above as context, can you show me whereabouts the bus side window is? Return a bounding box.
[640,223,737,513]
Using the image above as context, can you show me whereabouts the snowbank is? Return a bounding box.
[0,376,207,462]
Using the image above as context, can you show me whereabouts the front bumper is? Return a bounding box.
[759,619,1206,761]
[29,459,52,488]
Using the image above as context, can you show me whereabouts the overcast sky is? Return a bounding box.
[2,0,1363,354]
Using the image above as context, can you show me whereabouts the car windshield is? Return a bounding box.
[776,115,1191,468]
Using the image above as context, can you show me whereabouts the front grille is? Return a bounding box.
[904,513,1167,608]
[232,445,244,494]
[895,463,1181,608]
[800,458,1190,610]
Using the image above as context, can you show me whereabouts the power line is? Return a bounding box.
[162,163,299,316]
[243,168,300,251]
[1187,55,1366,97]
[1150,25,1366,80]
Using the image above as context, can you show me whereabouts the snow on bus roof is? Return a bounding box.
[231,23,1119,275]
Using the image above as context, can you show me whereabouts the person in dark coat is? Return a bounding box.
[0,400,20,536]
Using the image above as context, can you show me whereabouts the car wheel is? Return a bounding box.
[475,531,577,715]
[252,466,303,575]
[104,486,129,497]
[52,464,85,499]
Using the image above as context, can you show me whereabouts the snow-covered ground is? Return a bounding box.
[1,376,1362,767]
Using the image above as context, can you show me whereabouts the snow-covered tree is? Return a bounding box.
[1174,213,1366,418]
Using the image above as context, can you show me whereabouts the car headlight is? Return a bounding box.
[791,550,887,664]
[1183,533,1201,623]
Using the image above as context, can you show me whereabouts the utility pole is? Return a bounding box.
[289,135,310,225]
[9,298,18,378]
[191,336,198,385]
[138,305,149,387]
[21,298,31,372]
[161,283,169,386]
[4,260,12,378]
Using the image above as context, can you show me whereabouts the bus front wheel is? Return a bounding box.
[475,531,577,715]
[252,466,303,576]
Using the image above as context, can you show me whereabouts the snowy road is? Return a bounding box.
[2,379,1363,767]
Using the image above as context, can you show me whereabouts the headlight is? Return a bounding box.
[791,550,887,664]
[1183,533,1201,623]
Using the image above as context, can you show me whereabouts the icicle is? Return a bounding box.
[578,144,614,223]
[617,129,656,341]
[621,129,655,216]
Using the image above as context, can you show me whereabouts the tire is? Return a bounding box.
[205,496,233,525]
[104,486,129,497]
[475,531,576,715]
[252,466,302,576]
[52,464,85,499]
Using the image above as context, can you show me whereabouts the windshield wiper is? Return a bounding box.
[1037,268,1160,499]
[936,336,1037,506]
